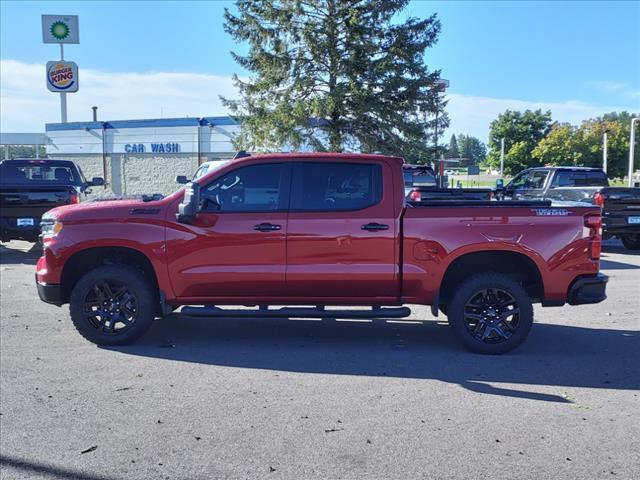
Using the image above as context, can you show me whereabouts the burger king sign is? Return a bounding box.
[46,61,79,93]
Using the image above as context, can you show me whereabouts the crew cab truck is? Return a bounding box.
[36,153,607,354]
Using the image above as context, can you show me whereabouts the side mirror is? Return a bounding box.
[175,175,188,184]
[89,177,104,187]
[495,179,504,190]
[176,182,200,224]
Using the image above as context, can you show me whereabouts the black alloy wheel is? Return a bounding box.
[463,288,520,343]
[82,280,139,335]
[446,273,534,354]
[70,265,156,345]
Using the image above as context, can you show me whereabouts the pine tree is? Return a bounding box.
[222,0,448,161]
[447,134,459,158]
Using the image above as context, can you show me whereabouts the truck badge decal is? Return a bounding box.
[532,208,571,216]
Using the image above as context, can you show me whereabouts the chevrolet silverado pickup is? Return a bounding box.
[35,153,607,354]
[0,159,103,243]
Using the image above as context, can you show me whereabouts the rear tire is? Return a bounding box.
[621,233,640,250]
[70,265,156,346]
[446,273,533,354]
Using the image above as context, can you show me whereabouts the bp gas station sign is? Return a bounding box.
[42,15,79,123]
[42,15,79,44]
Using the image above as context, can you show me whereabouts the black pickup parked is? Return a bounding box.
[502,166,640,249]
[0,159,103,243]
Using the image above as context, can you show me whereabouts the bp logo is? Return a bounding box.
[50,21,70,40]
[46,61,79,92]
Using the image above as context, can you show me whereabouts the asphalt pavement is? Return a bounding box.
[0,239,638,479]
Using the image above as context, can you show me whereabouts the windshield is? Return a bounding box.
[0,161,81,185]
[193,160,230,180]
[404,167,436,187]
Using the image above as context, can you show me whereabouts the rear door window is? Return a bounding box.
[553,170,608,187]
[291,162,382,211]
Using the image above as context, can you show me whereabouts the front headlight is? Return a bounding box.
[40,214,63,238]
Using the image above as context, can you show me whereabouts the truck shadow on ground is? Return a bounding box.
[599,257,639,270]
[111,312,639,404]
[0,243,41,265]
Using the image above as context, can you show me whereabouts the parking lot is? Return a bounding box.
[0,239,638,480]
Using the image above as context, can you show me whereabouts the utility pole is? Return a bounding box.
[432,79,449,187]
[602,130,608,175]
[500,138,505,177]
[59,44,67,123]
[629,118,639,187]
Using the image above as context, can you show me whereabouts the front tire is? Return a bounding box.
[446,273,533,354]
[621,233,640,250]
[70,265,156,346]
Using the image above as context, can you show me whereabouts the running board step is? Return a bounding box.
[180,306,411,319]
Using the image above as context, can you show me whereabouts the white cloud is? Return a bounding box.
[0,59,239,132]
[2,59,638,146]
[445,93,639,142]
[585,80,629,93]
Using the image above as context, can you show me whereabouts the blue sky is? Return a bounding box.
[1,0,639,139]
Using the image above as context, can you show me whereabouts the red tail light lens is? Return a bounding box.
[409,190,421,202]
[584,215,602,229]
[69,192,79,204]
[593,192,604,207]
[584,214,602,260]
[590,239,602,260]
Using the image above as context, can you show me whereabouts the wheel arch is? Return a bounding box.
[60,246,160,305]
[439,250,544,307]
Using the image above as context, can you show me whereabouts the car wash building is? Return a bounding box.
[45,116,241,196]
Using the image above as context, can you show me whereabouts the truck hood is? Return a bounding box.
[46,198,165,222]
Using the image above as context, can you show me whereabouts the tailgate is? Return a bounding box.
[0,186,73,225]
[601,188,640,229]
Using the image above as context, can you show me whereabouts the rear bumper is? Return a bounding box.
[36,277,63,306]
[1,217,40,242]
[567,273,608,305]
[603,225,640,236]
[603,215,640,236]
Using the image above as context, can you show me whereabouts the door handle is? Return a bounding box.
[361,222,389,231]
[253,222,282,232]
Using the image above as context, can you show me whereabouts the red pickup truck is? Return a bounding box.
[36,153,607,354]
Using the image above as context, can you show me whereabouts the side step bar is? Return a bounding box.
[180,305,412,319]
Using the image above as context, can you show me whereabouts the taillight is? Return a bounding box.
[593,192,604,207]
[584,215,602,230]
[409,190,421,202]
[69,192,79,204]
[584,214,602,260]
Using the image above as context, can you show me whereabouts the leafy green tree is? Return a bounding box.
[223,0,448,161]
[531,123,583,166]
[0,145,46,159]
[486,109,553,175]
[456,134,486,165]
[577,112,638,178]
[447,134,459,158]
[531,112,638,178]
